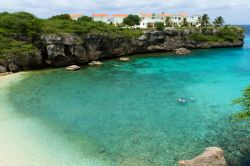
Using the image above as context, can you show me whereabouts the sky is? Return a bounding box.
[0,0,249,24]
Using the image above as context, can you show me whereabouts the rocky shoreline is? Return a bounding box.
[0,28,245,73]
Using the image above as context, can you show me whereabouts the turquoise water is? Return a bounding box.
[3,37,250,165]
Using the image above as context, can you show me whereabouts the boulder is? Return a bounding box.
[175,48,191,55]
[0,65,7,73]
[8,63,19,72]
[178,147,227,166]
[88,61,103,66]
[119,57,131,61]
[66,65,80,71]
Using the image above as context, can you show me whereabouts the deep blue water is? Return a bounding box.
[2,30,250,165]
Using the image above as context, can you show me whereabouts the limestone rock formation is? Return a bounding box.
[119,57,131,61]
[88,61,103,66]
[178,147,227,166]
[66,65,80,71]
[0,29,244,72]
[8,63,19,72]
[176,48,191,55]
[0,65,7,73]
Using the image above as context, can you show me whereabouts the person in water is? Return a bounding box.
[177,98,187,103]
[190,97,196,102]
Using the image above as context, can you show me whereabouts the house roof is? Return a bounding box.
[112,14,128,17]
[69,14,83,19]
[177,12,188,17]
[139,13,153,17]
[92,13,109,17]
[159,13,172,17]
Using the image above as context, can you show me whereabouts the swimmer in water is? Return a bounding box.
[190,97,196,102]
[177,98,187,103]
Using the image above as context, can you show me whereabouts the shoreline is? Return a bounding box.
[0,45,244,76]
[0,73,110,166]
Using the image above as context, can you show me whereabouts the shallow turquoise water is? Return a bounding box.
[4,37,250,165]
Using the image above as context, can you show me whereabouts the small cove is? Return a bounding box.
[1,36,250,165]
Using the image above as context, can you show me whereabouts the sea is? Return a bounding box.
[0,26,249,166]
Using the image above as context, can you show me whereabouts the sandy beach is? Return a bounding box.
[0,73,105,166]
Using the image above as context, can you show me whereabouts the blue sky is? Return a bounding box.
[0,0,249,24]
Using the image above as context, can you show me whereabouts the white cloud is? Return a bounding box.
[0,0,249,24]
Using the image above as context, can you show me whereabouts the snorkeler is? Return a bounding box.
[177,98,187,103]
[190,97,196,102]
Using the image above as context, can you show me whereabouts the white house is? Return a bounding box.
[92,14,111,24]
[90,12,202,28]
[69,14,83,20]
[187,15,202,27]
[171,13,188,27]
[138,13,154,28]
[137,13,174,28]
[111,14,128,26]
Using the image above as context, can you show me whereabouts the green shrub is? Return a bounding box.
[189,33,222,42]
[155,22,165,31]
[50,14,71,20]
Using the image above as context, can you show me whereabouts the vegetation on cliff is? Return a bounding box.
[189,26,245,43]
[0,11,245,60]
[0,12,143,59]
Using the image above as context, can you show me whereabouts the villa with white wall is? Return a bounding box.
[73,12,202,28]
[92,14,111,23]
[111,14,128,25]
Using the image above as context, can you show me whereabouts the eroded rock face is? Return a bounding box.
[0,65,7,73]
[41,29,244,68]
[8,63,19,72]
[176,48,191,55]
[178,147,227,166]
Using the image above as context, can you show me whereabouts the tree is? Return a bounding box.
[77,16,92,22]
[182,18,188,27]
[123,15,141,28]
[233,86,250,124]
[213,16,225,27]
[165,16,172,27]
[155,22,164,31]
[50,14,71,20]
[201,14,210,27]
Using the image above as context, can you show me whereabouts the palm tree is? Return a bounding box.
[213,16,225,27]
[201,14,210,27]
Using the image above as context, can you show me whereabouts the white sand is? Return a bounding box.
[0,73,106,166]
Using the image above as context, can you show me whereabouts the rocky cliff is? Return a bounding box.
[0,28,245,71]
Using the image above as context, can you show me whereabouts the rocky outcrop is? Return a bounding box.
[176,48,191,55]
[119,57,131,61]
[8,63,19,72]
[0,51,42,72]
[40,29,244,68]
[0,28,245,71]
[0,65,7,73]
[88,61,103,66]
[66,65,80,71]
[178,147,227,166]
